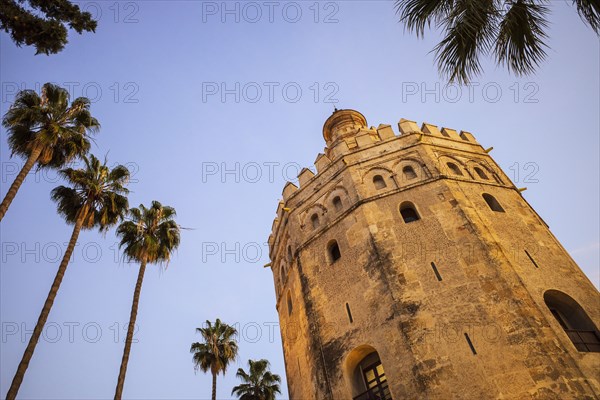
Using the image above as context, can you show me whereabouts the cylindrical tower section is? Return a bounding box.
[322,109,367,147]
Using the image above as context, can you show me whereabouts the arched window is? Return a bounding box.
[328,240,341,263]
[400,202,420,223]
[482,193,504,212]
[333,196,343,211]
[447,162,463,176]
[287,246,293,262]
[373,175,387,189]
[287,292,293,316]
[474,167,489,180]
[345,347,391,400]
[544,290,600,352]
[311,213,320,229]
[402,166,417,180]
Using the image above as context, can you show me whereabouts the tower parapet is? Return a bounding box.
[269,110,492,255]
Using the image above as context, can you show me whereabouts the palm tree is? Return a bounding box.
[0,82,99,221]
[190,319,239,400]
[6,154,129,400]
[114,201,181,400]
[394,0,600,83]
[232,359,282,400]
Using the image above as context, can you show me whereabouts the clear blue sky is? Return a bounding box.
[1,1,598,399]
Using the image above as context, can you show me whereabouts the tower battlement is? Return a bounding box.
[268,111,492,258]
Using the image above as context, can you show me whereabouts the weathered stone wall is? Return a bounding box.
[268,110,600,399]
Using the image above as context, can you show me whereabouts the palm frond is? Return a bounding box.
[116,200,180,265]
[393,0,580,82]
[50,185,84,224]
[232,359,281,400]
[572,0,600,34]
[395,0,456,36]
[495,0,549,75]
[434,0,499,83]
[51,154,130,229]
[2,82,98,166]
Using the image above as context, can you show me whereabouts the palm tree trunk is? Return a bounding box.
[114,258,147,400]
[0,146,42,222]
[212,371,217,400]
[5,205,87,400]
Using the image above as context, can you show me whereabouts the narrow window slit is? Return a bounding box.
[430,262,443,281]
[524,250,539,268]
[346,303,354,323]
[465,333,477,355]
[287,292,293,316]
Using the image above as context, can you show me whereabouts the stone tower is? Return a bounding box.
[266,109,599,399]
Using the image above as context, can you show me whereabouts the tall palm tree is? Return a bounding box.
[232,359,282,400]
[190,319,239,400]
[6,154,129,400]
[0,82,99,221]
[394,0,600,83]
[114,201,181,400]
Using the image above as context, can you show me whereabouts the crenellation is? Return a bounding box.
[421,122,442,136]
[267,233,274,252]
[358,126,378,135]
[298,167,315,188]
[270,217,279,241]
[276,200,285,217]
[398,118,421,135]
[355,131,375,147]
[327,138,350,160]
[282,181,298,201]
[459,130,477,143]
[344,136,358,150]
[377,124,396,140]
[441,127,461,140]
[314,153,331,173]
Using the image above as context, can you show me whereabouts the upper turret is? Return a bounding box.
[322,109,368,147]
